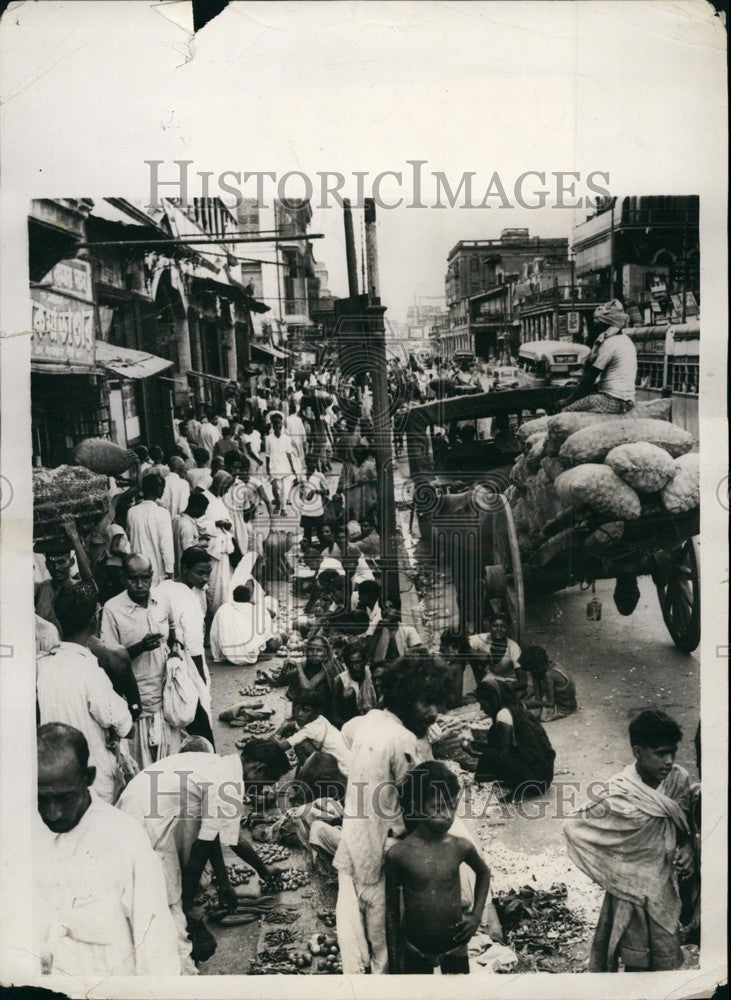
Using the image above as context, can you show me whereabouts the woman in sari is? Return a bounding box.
[473,679,555,800]
[285,633,342,704]
[465,613,523,696]
[201,472,235,616]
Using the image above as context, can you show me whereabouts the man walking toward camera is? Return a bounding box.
[564,709,693,971]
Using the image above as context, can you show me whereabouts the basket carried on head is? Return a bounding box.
[33,465,110,551]
[71,437,137,477]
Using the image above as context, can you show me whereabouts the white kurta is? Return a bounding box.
[127,500,175,586]
[100,588,181,768]
[160,472,191,518]
[199,420,221,453]
[36,643,132,803]
[284,414,308,474]
[34,793,180,976]
[209,600,275,665]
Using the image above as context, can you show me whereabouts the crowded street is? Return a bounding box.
[30,194,702,979]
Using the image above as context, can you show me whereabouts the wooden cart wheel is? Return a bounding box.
[485,494,526,642]
[653,536,700,654]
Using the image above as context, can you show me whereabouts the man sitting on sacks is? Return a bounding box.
[561,299,637,414]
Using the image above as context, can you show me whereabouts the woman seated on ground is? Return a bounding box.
[329,638,378,728]
[520,645,577,722]
[284,633,341,703]
[466,613,523,695]
[472,678,555,801]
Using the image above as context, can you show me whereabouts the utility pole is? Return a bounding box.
[364,199,381,301]
[343,199,359,298]
[335,198,399,606]
[363,197,396,558]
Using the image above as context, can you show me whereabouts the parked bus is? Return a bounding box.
[627,321,699,439]
[517,340,590,387]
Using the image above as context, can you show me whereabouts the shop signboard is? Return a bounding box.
[31,259,96,366]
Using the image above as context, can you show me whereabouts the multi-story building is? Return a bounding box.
[404,300,447,356]
[572,196,700,327]
[512,256,605,345]
[572,195,700,439]
[236,197,322,373]
[444,229,568,359]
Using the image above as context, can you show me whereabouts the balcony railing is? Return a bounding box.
[516,283,609,306]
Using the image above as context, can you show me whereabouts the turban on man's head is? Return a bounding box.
[594,299,628,329]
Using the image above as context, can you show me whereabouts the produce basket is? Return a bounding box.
[33,465,110,550]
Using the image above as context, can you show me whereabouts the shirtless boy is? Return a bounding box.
[385,761,490,974]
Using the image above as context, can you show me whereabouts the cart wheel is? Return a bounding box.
[653,536,700,654]
[485,494,525,642]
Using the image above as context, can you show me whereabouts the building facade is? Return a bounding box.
[571,196,700,440]
[29,196,272,466]
[444,229,569,359]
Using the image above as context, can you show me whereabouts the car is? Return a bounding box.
[485,365,522,390]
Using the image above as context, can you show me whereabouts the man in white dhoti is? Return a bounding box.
[156,546,215,748]
[209,584,275,666]
[201,472,235,616]
[333,654,452,974]
[35,723,180,976]
[100,554,183,768]
[126,474,175,586]
[161,456,191,518]
[265,411,299,515]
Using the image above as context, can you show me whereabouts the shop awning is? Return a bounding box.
[31,360,103,376]
[187,369,234,385]
[251,342,289,361]
[96,341,173,379]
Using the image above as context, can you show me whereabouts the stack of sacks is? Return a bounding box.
[556,418,695,521]
[509,398,697,561]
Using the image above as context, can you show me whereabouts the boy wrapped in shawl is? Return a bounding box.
[564,710,692,972]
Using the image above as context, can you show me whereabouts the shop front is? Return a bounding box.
[30,258,110,468]
[95,341,175,453]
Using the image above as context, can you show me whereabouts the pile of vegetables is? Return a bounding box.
[235,720,275,736]
[256,844,290,865]
[226,862,255,887]
[508,399,698,560]
[33,464,110,549]
[262,907,300,925]
[317,909,337,928]
[272,867,310,891]
[239,684,271,697]
[308,932,342,973]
